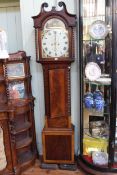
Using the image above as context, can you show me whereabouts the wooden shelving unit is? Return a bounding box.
[0,51,37,175]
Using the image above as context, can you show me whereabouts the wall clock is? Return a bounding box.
[33,2,77,164]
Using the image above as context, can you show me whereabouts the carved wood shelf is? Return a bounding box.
[18,150,36,169]
[14,122,32,135]
[16,137,33,150]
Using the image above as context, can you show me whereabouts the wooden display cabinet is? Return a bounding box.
[0,107,15,175]
[79,0,117,174]
[33,2,76,163]
[0,51,37,175]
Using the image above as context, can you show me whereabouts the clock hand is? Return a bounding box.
[54,31,57,56]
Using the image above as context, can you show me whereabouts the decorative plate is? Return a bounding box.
[85,62,101,81]
[92,151,108,165]
[89,20,109,39]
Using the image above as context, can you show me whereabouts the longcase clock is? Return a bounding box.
[33,2,77,163]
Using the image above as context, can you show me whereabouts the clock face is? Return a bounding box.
[42,29,69,57]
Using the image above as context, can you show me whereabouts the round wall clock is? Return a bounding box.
[89,20,109,39]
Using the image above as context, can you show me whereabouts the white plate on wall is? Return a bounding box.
[89,20,109,39]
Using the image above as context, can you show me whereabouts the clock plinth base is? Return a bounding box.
[42,126,74,164]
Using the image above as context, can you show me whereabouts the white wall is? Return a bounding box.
[20,0,80,155]
[0,2,23,53]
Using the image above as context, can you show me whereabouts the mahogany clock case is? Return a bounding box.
[41,62,75,163]
[33,2,77,164]
[43,63,72,129]
[0,51,37,175]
